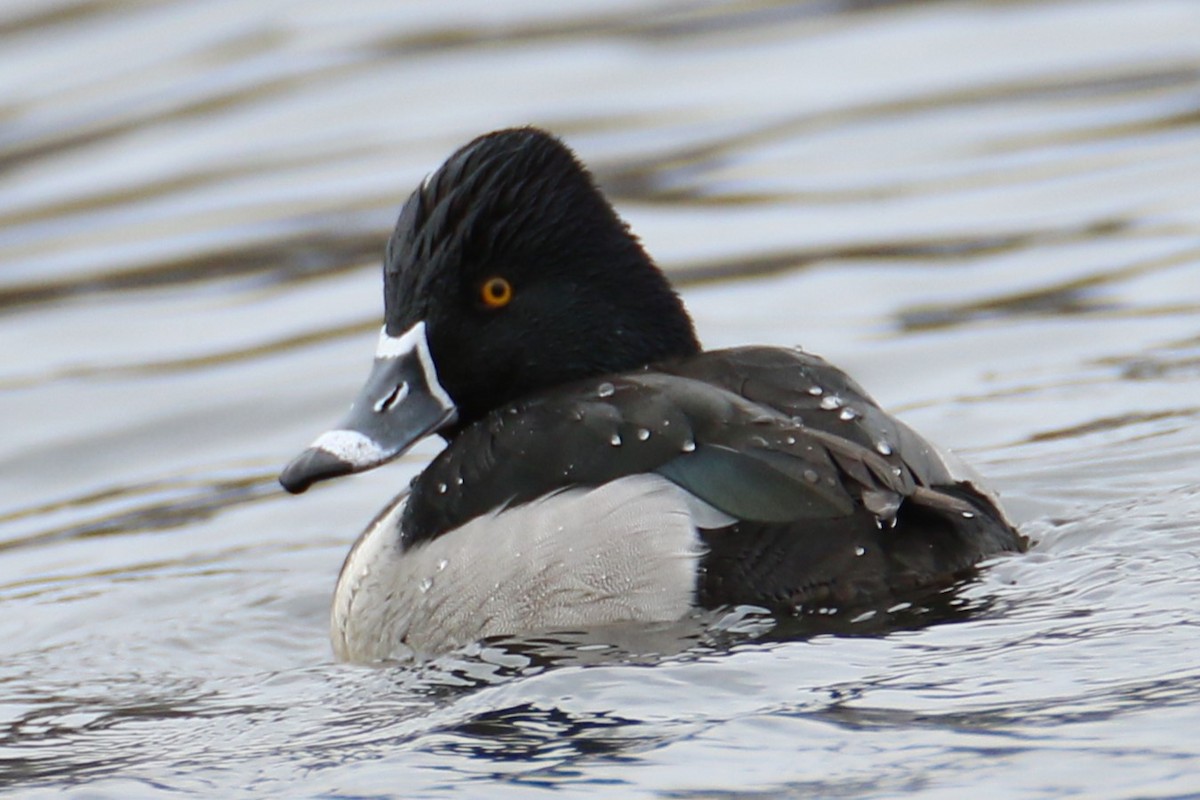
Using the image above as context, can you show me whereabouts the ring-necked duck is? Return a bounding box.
[280,127,1025,662]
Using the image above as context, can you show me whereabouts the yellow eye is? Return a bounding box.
[480,276,513,308]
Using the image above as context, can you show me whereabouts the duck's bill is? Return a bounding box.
[279,322,457,494]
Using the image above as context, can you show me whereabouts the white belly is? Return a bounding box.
[330,474,708,662]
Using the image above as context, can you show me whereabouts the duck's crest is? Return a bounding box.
[382,128,593,329]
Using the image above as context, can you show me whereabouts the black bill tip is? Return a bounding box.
[279,448,355,494]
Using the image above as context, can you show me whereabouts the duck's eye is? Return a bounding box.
[480,277,513,309]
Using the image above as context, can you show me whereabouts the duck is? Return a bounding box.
[279,127,1025,663]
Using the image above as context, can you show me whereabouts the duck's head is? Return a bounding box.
[280,127,700,494]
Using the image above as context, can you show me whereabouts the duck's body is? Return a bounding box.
[281,127,1024,662]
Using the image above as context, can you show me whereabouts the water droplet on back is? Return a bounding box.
[637,428,651,441]
[597,382,615,398]
[875,440,893,455]
[839,407,858,421]
[820,395,842,410]
[681,439,696,453]
[610,433,622,446]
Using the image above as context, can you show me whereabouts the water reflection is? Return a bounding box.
[0,472,274,554]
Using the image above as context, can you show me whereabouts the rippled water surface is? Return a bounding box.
[3,1,1200,797]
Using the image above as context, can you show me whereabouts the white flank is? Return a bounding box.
[331,474,707,662]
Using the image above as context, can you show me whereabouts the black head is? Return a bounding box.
[279,127,701,493]
[383,127,700,428]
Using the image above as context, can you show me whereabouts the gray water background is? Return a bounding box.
[2,1,1200,797]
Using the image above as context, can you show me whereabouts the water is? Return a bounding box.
[3,0,1200,796]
